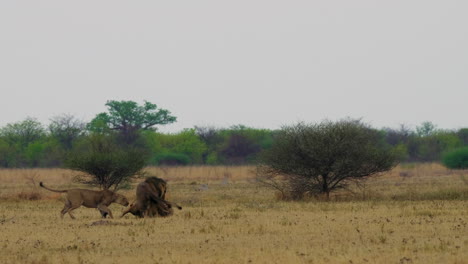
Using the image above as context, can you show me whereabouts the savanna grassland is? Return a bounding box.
[0,164,467,264]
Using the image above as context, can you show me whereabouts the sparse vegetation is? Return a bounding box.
[0,105,467,262]
[0,164,467,263]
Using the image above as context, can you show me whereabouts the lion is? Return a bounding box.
[121,177,182,218]
[144,176,167,200]
[39,182,129,219]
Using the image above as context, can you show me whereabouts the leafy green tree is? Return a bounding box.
[257,120,398,200]
[0,117,44,148]
[0,118,45,167]
[88,100,176,144]
[25,141,46,167]
[144,129,207,165]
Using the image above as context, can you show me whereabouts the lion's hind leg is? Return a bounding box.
[60,200,72,219]
[98,208,109,218]
[66,202,82,219]
[97,204,113,219]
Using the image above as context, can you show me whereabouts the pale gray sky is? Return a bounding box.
[1,1,467,133]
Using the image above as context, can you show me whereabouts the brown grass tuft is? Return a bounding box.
[15,190,43,200]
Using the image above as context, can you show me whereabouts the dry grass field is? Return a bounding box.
[0,164,467,264]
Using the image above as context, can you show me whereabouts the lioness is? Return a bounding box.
[39,182,129,219]
[121,177,182,218]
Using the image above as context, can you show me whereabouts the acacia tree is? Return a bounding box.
[65,134,147,190]
[88,100,176,144]
[257,120,398,200]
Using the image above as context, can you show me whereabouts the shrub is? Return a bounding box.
[257,120,398,200]
[442,147,468,169]
[65,134,148,190]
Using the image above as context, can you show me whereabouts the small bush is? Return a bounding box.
[442,147,468,169]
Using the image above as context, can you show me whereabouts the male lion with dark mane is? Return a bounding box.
[39,182,129,219]
[121,177,182,218]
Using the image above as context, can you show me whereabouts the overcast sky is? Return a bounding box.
[0,1,467,133]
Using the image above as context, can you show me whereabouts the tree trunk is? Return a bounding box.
[322,174,330,200]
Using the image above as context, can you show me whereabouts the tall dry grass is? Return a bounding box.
[0,163,467,263]
[143,165,256,183]
[1,163,466,201]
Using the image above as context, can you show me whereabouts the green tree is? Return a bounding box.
[416,121,438,137]
[88,100,176,144]
[144,129,207,165]
[0,118,45,167]
[48,114,85,149]
[38,138,65,167]
[414,132,461,161]
[25,141,46,167]
[219,133,260,164]
[442,147,468,169]
[0,117,44,148]
[383,124,413,146]
[195,126,224,164]
[217,125,273,164]
[257,120,398,200]
[457,128,468,145]
[0,138,15,167]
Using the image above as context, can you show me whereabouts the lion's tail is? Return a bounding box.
[39,182,67,193]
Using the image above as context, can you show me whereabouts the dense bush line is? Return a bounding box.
[0,113,466,168]
[0,118,466,168]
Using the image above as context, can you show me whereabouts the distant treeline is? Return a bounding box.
[0,116,467,168]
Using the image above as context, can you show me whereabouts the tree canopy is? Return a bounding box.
[0,111,467,168]
[88,100,176,144]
